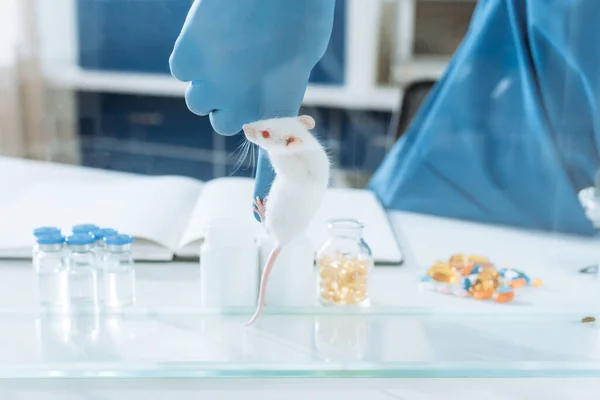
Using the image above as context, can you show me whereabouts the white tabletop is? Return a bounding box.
[2,156,600,398]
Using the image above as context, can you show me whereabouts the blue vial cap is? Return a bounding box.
[72,224,99,234]
[33,226,61,237]
[36,234,65,245]
[65,233,96,246]
[104,234,134,246]
[94,228,118,240]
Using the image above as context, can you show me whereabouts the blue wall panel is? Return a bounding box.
[77,0,192,74]
[77,92,217,181]
[75,98,392,181]
[77,0,346,84]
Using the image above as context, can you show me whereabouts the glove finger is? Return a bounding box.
[169,33,205,82]
[210,106,260,136]
[168,0,207,82]
[185,81,216,116]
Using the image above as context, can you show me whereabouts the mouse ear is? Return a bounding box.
[298,115,315,130]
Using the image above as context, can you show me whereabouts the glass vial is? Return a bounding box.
[72,224,99,235]
[32,226,62,262]
[34,234,69,308]
[315,219,374,306]
[93,228,117,259]
[102,234,136,309]
[92,228,118,304]
[65,233,98,309]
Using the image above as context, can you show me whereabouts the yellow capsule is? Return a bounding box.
[472,289,494,300]
[510,278,527,289]
[468,254,489,263]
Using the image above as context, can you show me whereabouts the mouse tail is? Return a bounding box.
[245,246,281,326]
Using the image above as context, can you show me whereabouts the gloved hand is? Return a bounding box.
[169,0,336,221]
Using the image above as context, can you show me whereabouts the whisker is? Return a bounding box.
[230,139,250,176]
[227,138,249,163]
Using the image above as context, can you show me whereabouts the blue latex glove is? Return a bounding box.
[369,0,600,236]
[169,0,336,220]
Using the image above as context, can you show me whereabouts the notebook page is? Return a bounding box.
[0,156,139,209]
[176,177,259,256]
[0,175,202,256]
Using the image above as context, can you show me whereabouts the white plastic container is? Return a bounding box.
[199,219,260,308]
[258,232,316,307]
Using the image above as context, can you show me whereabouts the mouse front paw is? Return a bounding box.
[253,196,268,224]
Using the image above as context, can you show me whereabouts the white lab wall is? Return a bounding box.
[0,0,25,157]
[0,0,20,65]
[0,0,78,162]
[33,0,80,163]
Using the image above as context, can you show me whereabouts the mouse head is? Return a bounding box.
[242,116,315,152]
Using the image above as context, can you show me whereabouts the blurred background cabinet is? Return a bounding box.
[29,0,476,185]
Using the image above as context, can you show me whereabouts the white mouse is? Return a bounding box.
[242,115,331,326]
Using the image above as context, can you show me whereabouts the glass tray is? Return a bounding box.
[1,311,600,379]
[1,261,599,379]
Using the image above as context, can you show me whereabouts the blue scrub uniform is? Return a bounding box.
[369,0,599,236]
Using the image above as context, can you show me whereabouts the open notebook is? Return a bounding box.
[0,164,403,264]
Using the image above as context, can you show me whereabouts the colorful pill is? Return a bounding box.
[494,286,515,303]
[510,278,527,289]
[470,265,484,275]
[463,274,478,290]
[501,268,531,284]
[472,289,494,300]
[495,291,515,303]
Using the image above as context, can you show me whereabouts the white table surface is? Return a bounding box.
[2,156,600,398]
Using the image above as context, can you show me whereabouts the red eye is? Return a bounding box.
[261,130,270,139]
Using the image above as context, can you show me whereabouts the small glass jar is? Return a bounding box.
[316,219,374,306]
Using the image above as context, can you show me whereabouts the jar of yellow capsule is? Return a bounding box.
[316,219,374,306]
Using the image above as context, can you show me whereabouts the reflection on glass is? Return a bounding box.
[314,316,369,362]
[36,313,101,361]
